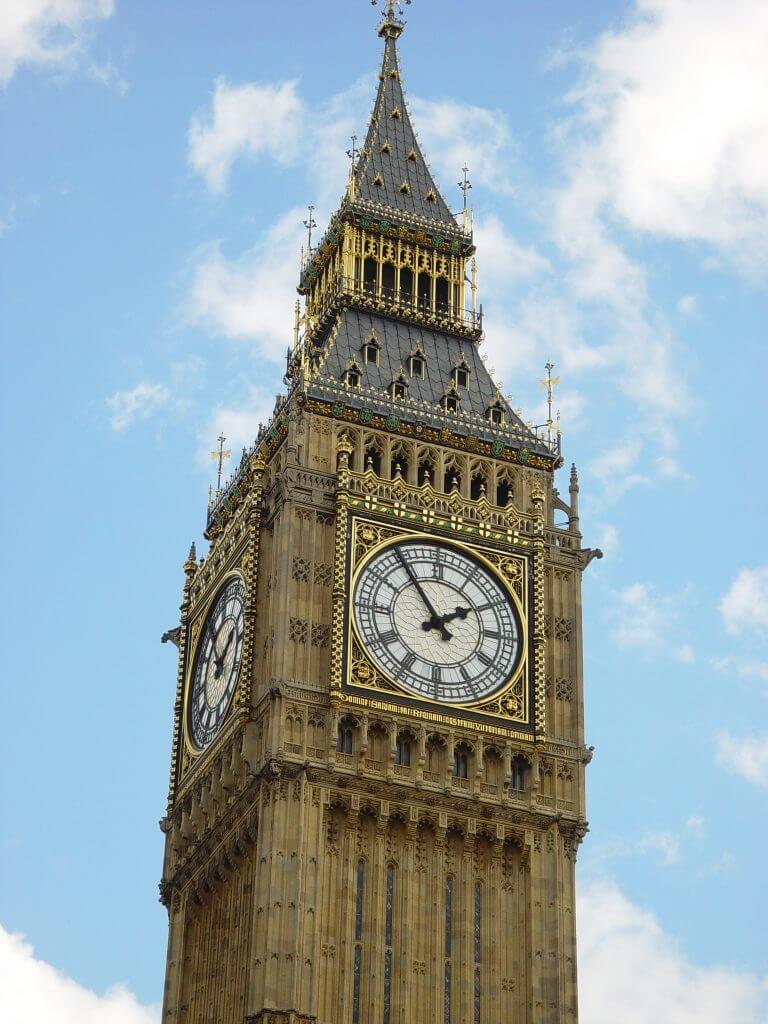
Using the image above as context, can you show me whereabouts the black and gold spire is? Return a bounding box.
[351,4,457,229]
[284,2,556,486]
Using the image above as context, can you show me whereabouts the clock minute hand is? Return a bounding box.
[394,547,453,641]
[213,628,234,677]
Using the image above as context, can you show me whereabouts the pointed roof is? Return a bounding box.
[351,12,457,230]
[307,307,549,455]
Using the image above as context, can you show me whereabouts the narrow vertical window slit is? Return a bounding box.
[473,882,482,1024]
[444,876,453,1024]
[353,859,365,1024]
[383,864,394,1024]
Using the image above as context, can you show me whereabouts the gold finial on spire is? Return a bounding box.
[539,361,561,445]
[210,434,231,492]
[371,0,411,38]
[303,204,317,253]
[458,165,473,232]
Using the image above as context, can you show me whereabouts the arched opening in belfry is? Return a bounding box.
[417,455,434,486]
[435,276,450,313]
[364,442,382,476]
[444,466,461,494]
[399,267,413,305]
[496,477,513,508]
[381,262,396,299]
[470,470,487,501]
[417,272,432,309]
[391,444,409,481]
[363,257,377,294]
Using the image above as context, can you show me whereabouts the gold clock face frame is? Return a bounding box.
[344,520,532,724]
[183,573,245,754]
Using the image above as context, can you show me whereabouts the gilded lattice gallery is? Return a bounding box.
[158,5,600,1022]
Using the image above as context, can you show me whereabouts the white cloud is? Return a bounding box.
[0,0,115,85]
[564,0,768,277]
[720,567,768,636]
[610,581,693,654]
[579,879,768,1023]
[677,294,697,316]
[640,831,680,865]
[106,382,171,432]
[676,643,695,664]
[410,97,518,198]
[717,733,768,788]
[204,400,272,459]
[188,78,303,193]
[474,216,550,287]
[686,814,706,836]
[185,208,307,356]
[0,923,158,1024]
[596,523,619,558]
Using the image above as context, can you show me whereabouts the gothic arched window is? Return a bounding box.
[470,471,487,501]
[436,276,450,312]
[510,754,529,792]
[452,359,470,389]
[337,724,354,755]
[395,734,412,767]
[363,336,380,365]
[453,748,470,780]
[381,262,396,298]
[344,362,362,388]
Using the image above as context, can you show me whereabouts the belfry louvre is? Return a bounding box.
[159,5,599,1022]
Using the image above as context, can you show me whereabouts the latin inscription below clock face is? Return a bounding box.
[353,540,521,704]
[188,577,245,750]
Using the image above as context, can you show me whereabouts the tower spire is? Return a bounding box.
[372,0,411,39]
[354,0,455,227]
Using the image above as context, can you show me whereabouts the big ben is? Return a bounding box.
[159,4,600,1022]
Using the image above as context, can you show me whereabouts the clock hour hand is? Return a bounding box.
[394,547,453,640]
[439,605,471,625]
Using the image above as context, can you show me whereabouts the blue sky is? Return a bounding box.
[1,0,767,1020]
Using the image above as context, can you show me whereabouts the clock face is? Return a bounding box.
[352,539,522,705]
[188,576,245,750]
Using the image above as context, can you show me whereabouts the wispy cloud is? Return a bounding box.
[188,78,303,194]
[184,209,305,356]
[640,831,680,866]
[579,879,768,1023]
[720,567,768,637]
[106,382,171,432]
[559,0,768,278]
[610,580,694,660]
[0,0,117,87]
[716,733,768,788]
[0,922,158,1024]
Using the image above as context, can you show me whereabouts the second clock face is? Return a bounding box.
[352,539,522,704]
[188,576,245,750]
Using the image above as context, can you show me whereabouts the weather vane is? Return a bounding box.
[346,134,359,168]
[458,166,472,211]
[539,361,561,442]
[210,434,231,492]
[303,204,317,252]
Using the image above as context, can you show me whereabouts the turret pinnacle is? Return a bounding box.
[353,2,456,229]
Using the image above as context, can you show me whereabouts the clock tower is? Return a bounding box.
[159,7,600,1023]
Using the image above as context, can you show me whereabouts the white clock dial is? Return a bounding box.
[353,539,522,704]
[188,576,245,750]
